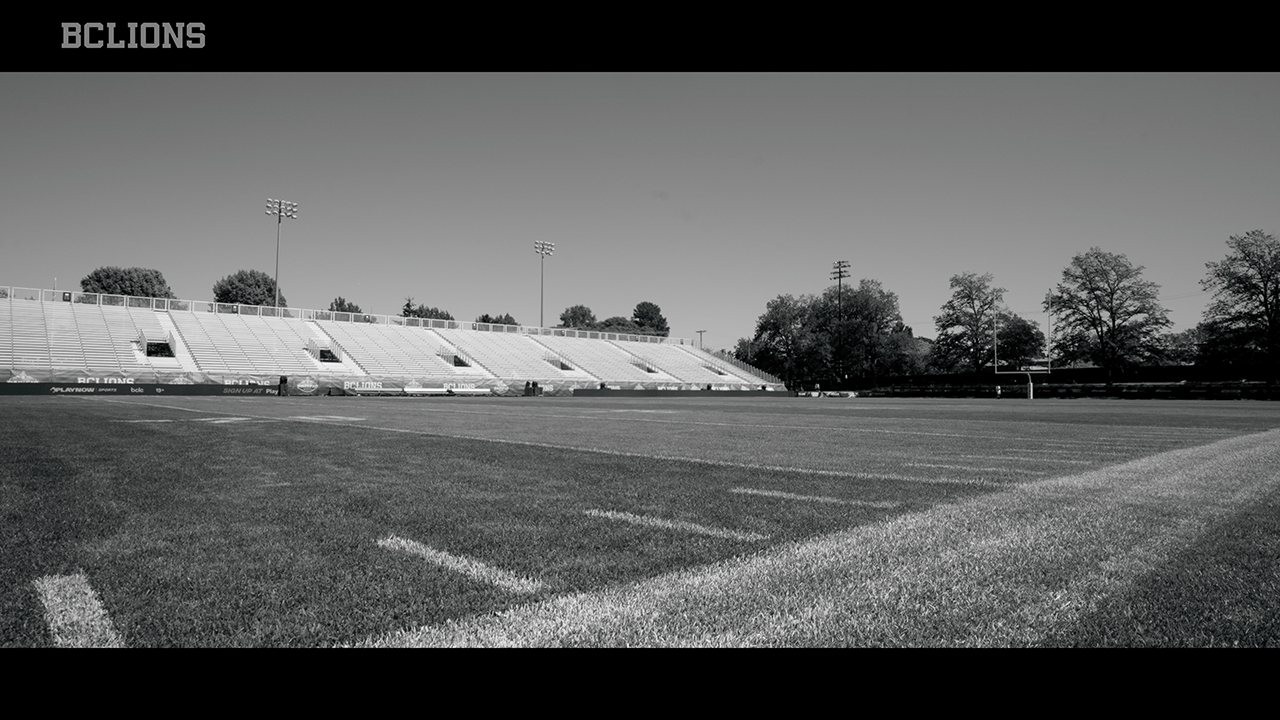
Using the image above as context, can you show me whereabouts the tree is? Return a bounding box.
[738,279,920,390]
[1200,230,1280,378]
[558,305,597,330]
[631,301,670,336]
[213,269,284,307]
[1044,247,1170,377]
[80,266,176,299]
[931,272,1005,373]
[329,297,362,313]
[599,316,644,334]
[1156,326,1202,367]
[994,312,1046,369]
[831,279,916,383]
[476,313,518,325]
[401,297,453,320]
[743,293,826,389]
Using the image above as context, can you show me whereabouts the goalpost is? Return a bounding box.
[993,309,1051,399]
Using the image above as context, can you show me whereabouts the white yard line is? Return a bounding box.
[585,509,769,541]
[32,573,125,648]
[378,536,545,595]
[729,487,901,508]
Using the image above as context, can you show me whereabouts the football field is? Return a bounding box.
[3,394,1277,647]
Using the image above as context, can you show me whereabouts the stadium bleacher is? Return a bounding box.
[0,285,786,395]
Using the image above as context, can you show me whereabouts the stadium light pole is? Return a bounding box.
[831,260,850,386]
[534,241,555,327]
[265,198,299,308]
[697,330,706,349]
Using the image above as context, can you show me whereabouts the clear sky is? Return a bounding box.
[3,73,1277,350]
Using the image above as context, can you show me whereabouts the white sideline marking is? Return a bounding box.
[378,536,544,595]
[191,417,254,424]
[290,416,366,422]
[586,509,769,542]
[115,419,174,423]
[32,574,125,648]
[908,463,1047,475]
[730,487,900,508]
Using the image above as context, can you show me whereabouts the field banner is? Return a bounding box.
[151,371,219,385]
[207,373,289,387]
[2,369,44,384]
[3,368,152,385]
[269,375,598,397]
[0,368,768,397]
[49,368,148,384]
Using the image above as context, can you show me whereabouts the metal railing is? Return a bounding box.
[702,348,785,385]
[2,285,696,345]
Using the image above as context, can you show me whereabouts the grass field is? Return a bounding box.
[2,394,1277,647]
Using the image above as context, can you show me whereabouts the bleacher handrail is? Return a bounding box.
[701,348,784,385]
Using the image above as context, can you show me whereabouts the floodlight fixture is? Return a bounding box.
[265,197,300,308]
[534,241,556,327]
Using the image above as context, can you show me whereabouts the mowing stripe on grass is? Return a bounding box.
[356,427,1280,648]
[32,574,124,648]
[385,405,1079,442]
[730,487,900,508]
[586,509,769,541]
[87,398,1015,487]
[908,462,1047,475]
[377,535,544,595]
[960,455,1093,464]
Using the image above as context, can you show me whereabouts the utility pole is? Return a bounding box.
[831,260,850,387]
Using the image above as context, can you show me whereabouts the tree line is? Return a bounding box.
[73,266,671,333]
[72,229,1278,386]
[734,231,1280,388]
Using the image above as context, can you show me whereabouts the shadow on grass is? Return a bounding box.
[1039,483,1280,647]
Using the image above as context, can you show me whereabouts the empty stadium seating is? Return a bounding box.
[0,287,785,394]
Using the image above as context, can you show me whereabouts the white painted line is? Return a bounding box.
[585,509,769,541]
[114,419,174,423]
[290,416,366,422]
[908,463,1047,475]
[378,536,544,595]
[729,487,901,508]
[32,573,125,648]
[191,417,254,424]
[960,455,1093,464]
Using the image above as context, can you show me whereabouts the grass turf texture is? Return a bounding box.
[2,395,1277,647]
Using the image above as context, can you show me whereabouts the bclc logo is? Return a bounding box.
[62,22,206,49]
